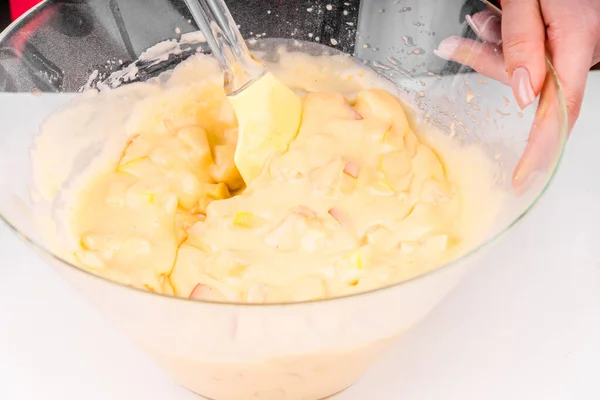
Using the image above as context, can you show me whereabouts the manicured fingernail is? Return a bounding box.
[434,36,462,60]
[466,13,502,44]
[465,15,481,36]
[511,67,535,109]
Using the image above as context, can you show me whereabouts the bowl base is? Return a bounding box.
[186,384,353,400]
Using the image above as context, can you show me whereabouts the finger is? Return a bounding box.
[434,36,509,85]
[512,73,565,192]
[501,0,547,109]
[466,11,502,45]
[544,0,597,132]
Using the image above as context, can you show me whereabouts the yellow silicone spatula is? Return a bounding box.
[185,0,302,184]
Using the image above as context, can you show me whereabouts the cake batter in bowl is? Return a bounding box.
[0,1,567,399]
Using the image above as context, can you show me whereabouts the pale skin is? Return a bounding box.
[434,0,600,187]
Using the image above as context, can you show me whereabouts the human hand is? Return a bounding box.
[434,0,600,188]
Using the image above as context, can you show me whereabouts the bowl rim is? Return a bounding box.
[0,0,50,44]
[0,0,569,309]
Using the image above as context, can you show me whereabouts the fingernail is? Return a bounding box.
[465,15,481,36]
[511,67,536,109]
[466,13,502,44]
[434,36,462,60]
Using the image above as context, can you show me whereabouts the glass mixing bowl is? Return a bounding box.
[0,0,567,399]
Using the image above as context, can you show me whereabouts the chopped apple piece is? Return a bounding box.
[328,207,351,227]
[117,156,160,178]
[400,241,419,254]
[335,253,363,284]
[246,283,268,303]
[74,250,105,270]
[264,215,306,250]
[204,182,231,200]
[125,187,157,208]
[347,250,363,270]
[189,283,227,302]
[293,205,317,219]
[80,234,98,250]
[343,161,360,178]
[424,234,448,252]
[233,212,256,228]
[177,125,213,170]
[210,143,244,190]
[174,170,203,210]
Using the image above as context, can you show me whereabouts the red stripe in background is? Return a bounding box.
[9,0,43,20]
[7,1,56,56]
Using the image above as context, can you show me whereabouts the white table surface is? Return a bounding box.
[2,75,600,400]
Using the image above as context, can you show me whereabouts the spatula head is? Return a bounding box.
[230,72,302,184]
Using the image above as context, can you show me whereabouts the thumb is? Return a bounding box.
[501,0,547,109]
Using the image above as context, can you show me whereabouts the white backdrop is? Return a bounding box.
[1,75,600,400]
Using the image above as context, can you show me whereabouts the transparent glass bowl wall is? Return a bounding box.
[0,0,567,399]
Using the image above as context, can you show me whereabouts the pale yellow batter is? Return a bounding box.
[32,50,502,303]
